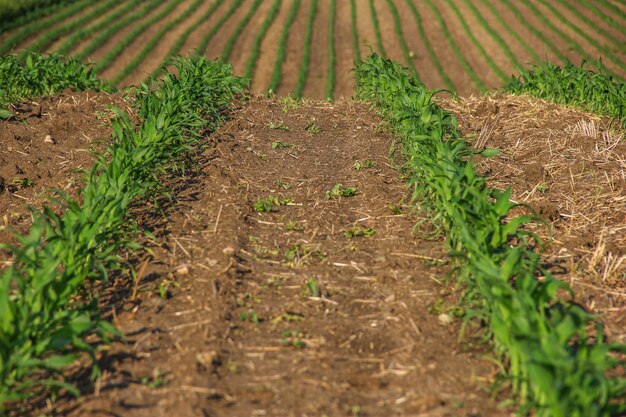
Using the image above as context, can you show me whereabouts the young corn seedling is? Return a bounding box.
[325,183,358,199]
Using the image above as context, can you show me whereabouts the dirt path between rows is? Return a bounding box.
[48,97,504,417]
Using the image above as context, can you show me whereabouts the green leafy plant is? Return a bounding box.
[253,195,293,212]
[325,183,358,199]
[355,53,626,417]
[353,159,375,170]
[305,118,321,134]
[344,226,376,238]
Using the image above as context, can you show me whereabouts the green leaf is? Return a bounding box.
[478,148,501,157]
[0,109,13,119]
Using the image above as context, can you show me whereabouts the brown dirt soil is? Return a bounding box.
[225,0,275,79]
[410,1,478,96]
[29,97,509,417]
[270,0,307,97]
[248,0,291,92]
[178,0,229,57]
[0,90,131,266]
[334,0,357,99]
[434,1,501,90]
[200,0,254,63]
[393,0,447,91]
[439,93,626,344]
[302,1,330,98]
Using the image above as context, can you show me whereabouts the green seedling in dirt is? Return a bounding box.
[305,278,320,297]
[264,275,287,289]
[353,159,376,170]
[11,177,35,189]
[344,226,376,238]
[536,182,549,194]
[226,359,238,374]
[237,292,260,307]
[280,330,306,348]
[0,109,13,120]
[239,309,261,324]
[155,278,177,299]
[245,146,266,160]
[271,312,304,324]
[272,140,294,149]
[284,243,326,267]
[253,195,293,212]
[284,220,303,231]
[387,203,402,215]
[279,95,300,113]
[140,368,168,388]
[305,118,321,134]
[276,179,292,190]
[268,121,289,131]
[325,183,358,199]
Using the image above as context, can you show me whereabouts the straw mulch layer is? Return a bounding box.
[440,94,626,343]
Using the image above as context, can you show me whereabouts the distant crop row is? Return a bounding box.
[0,0,625,96]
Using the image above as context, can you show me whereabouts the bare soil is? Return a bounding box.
[0,91,130,266]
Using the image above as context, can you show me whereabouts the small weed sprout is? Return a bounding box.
[536,182,549,194]
[268,121,289,131]
[306,278,320,297]
[285,220,303,231]
[344,226,376,238]
[272,140,294,149]
[305,118,321,135]
[253,195,293,212]
[353,159,376,170]
[280,330,306,348]
[279,95,300,113]
[325,183,358,199]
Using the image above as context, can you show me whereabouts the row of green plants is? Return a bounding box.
[195,0,243,60]
[243,0,281,81]
[0,53,245,409]
[403,0,454,91]
[424,0,486,92]
[93,0,183,75]
[0,52,109,117]
[367,0,386,59]
[112,0,204,85]
[504,60,626,128]
[521,0,619,78]
[150,0,222,80]
[0,0,97,56]
[534,0,625,73]
[384,0,420,83]
[349,0,361,63]
[268,0,301,93]
[0,0,77,34]
[24,0,119,56]
[479,0,540,63]
[56,0,144,57]
[221,0,263,63]
[293,0,317,99]
[73,0,161,62]
[552,0,621,48]
[0,0,80,27]
[443,0,508,83]
[326,0,337,101]
[585,1,626,35]
[500,0,568,63]
[355,53,626,417]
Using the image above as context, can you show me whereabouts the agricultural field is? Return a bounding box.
[0,0,625,98]
[1,1,626,417]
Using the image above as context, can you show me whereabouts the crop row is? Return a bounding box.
[1,1,626,99]
[0,53,245,408]
[293,0,317,99]
[355,53,626,417]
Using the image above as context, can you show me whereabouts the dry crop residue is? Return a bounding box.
[50,97,506,417]
[441,93,626,345]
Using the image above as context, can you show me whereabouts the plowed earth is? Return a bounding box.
[3,0,626,98]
